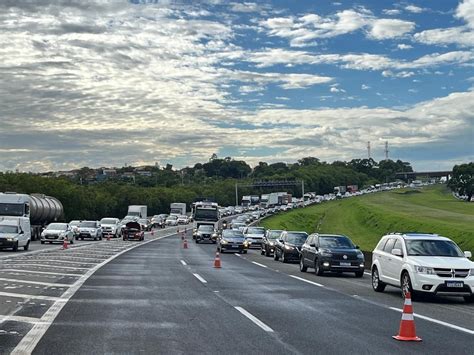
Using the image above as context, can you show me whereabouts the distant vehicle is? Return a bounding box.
[165,215,178,226]
[122,221,144,241]
[138,218,150,231]
[0,192,63,241]
[195,224,218,244]
[170,203,186,216]
[192,201,219,233]
[299,234,365,277]
[243,226,266,249]
[231,222,246,232]
[150,214,167,228]
[69,220,81,238]
[127,205,147,219]
[371,233,474,302]
[177,215,188,224]
[261,229,283,257]
[218,229,249,253]
[274,231,308,263]
[0,219,31,251]
[100,218,121,238]
[40,222,74,245]
[76,221,103,241]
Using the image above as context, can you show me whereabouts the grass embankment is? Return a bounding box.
[261,185,474,253]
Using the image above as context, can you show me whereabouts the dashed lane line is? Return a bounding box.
[1,264,90,271]
[251,261,268,268]
[0,269,81,277]
[0,278,71,288]
[234,307,274,333]
[289,275,325,288]
[0,315,44,325]
[0,292,63,302]
[180,260,187,266]
[192,273,207,284]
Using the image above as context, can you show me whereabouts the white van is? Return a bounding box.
[0,218,31,251]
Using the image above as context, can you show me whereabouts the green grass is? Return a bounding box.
[261,185,474,253]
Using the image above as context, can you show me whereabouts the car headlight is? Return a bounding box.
[356,250,364,259]
[7,237,15,241]
[414,265,435,275]
[221,240,228,244]
[212,233,218,238]
[470,269,474,276]
[269,241,274,246]
[320,249,332,257]
[284,245,294,250]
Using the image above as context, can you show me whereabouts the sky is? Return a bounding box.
[0,0,473,172]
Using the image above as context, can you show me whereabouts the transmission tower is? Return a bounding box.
[384,141,389,160]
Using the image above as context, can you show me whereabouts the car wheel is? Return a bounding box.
[75,236,79,240]
[299,257,307,272]
[23,241,30,251]
[463,295,474,303]
[261,248,265,255]
[99,236,103,240]
[94,237,97,241]
[355,271,364,278]
[123,237,126,241]
[81,237,84,240]
[70,239,74,245]
[401,272,417,300]
[40,241,45,244]
[315,260,324,276]
[243,250,247,254]
[273,250,279,261]
[281,252,287,263]
[265,247,270,257]
[12,242,18,252]
[195,239,199,244]
[371,266,386,292]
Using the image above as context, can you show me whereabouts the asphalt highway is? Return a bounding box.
[0,229,466,354]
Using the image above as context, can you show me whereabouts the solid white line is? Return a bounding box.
[389,307,474,335]
[0,269,81,277]
[0,278,71,288]
[234,307,274,333]
[0,315,45,325]
[234,253,242,257]
[252,261,268,268]
[11,259,98,266]
[2,263,90,270]
[11,232,177,355]
[289,275,324,288]
[0,292,62,302]
[192,273,207,284]
[180,260,187,266]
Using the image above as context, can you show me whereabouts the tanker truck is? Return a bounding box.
[0,192,63,242]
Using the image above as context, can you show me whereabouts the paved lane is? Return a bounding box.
[30,232,473,354]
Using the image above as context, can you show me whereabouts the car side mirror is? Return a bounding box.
[391,248,403,257]
[355,245,360,249]
[464,251,472,258]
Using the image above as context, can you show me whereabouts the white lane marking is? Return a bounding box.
[0,278,71,288]
[252,261,268,268]
[364,272,371,276]
[10,259,98,266]
[0,292,62,302]
[234,253,242,257]
[12,232,177,355]
[31,256,106,261]
[289,275,324,288]
[0,315,44,325]
[180,260,187,266]
[389,307,474,335]
[192,273,207,284]
[2,263,90,270]
[234,307,274,333]
[0,269,80,277]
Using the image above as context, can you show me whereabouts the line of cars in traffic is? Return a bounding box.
[194,209,474,303]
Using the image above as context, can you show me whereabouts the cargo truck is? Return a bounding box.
[0,192,63,243]
[127,205,147,219]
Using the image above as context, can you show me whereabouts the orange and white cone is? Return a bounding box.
[183,238,188,249]
[107,234,111,241]
[213,250,221,268]
[62,238,69,250]
[393,292,422,341]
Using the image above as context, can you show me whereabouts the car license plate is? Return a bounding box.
[340,262,351,267]
[446,281,464,288]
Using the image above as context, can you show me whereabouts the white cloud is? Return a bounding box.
[414,26,474,47]
[397,43,413,50]
[368,19,415,39]
[405,5,426,13]
[382,70,415,78]
[361,84,370,90]
[230,2,261,13]
[383,9,402,16]
[456,0,474,28]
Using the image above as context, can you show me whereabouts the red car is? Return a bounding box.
[122,221,144,241]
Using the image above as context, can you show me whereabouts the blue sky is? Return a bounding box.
[0,0,472,172]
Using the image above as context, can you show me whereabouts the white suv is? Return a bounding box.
[371,233,473,302]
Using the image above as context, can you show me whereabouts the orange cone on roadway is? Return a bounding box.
[213,250,222,268]
[393,292,422,342]
[183,238,188,249]
[62,238,69,250]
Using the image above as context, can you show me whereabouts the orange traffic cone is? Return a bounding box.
[107,234,111,241]
[393,292,422,341]
[183,238,188,249]
[62,238,69,250]
[151,229,154,236]
[213,250,221,268]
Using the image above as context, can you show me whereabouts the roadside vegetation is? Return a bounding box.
[261,185,474,253]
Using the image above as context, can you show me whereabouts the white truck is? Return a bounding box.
[0,192,64,249]
[170,203,186,216]
[127,205,147,219]
[192,202,220,238]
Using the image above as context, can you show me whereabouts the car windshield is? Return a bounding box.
[47,223,67,230]
[198,225,214,232]
[223,230,244,238]
[320,236,355,249]
[247,227,265,234]
[100,219,117,224]
[406,240,464,257]
[80,222,96,228]
[167,216,177,220]
[286,233,308,244]
[0,225,19,233]
[69,221,80,226]
[0,203,24,217]
[268,231,283,239]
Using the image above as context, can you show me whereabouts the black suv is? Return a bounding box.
[261,229,283,257]
[299,234,365,277]
[274,231,308,263]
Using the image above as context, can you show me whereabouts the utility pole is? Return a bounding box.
[384,141,389,160]
[367,141,371,159]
